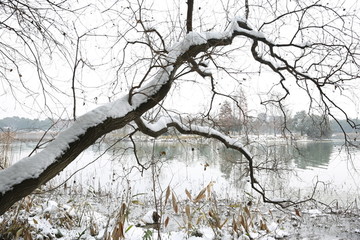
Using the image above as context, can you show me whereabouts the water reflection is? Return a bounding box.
[256,141,334,170]
[293,141,333,169]
[4,138,359,204]
[101,139,336,180]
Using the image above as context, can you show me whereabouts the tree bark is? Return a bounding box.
[0,19,255,216]
[0,77,173,216]
[186,0,194,33]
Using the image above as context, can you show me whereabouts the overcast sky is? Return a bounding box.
[1,0,359,120]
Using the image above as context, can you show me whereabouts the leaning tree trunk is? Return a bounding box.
[0,71,174,216]
[0,19,255,215]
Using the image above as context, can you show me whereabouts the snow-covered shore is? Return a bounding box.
[1,185,360,239]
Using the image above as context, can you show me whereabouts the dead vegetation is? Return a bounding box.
[0,129,15,169]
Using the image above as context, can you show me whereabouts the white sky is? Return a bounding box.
[1,0,360,120]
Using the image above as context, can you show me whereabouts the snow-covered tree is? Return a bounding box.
[218,100,236,133]
[1,0,360,215]
[292,111,308,136]
[292,111,332,139]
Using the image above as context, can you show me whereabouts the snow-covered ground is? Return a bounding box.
[1,188,360,239]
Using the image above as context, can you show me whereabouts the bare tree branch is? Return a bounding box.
[134,116,314,207]
[0,18,265,215]
[245,0,249,20]
[1,1,360,217]
[186,0,194,33]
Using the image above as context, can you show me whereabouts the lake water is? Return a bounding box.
[3,137,360,207]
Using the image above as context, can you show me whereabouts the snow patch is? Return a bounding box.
[28,215,59,238]
[305,209,322,215]
[141,209,157,224]
[43,200,59,213]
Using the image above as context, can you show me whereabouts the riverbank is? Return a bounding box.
[1,185,360,239]
[1,133,360,239]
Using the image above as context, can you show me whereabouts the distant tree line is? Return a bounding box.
[0,113,358,139]
[216,101,358,139]
[0,117,53,131]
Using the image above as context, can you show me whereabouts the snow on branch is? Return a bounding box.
[134,116,308,207]
[0,16,288,215]
[0,16,272,194]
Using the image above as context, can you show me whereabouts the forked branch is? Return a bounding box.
[0,17,266,216]
[135,116,314,207]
